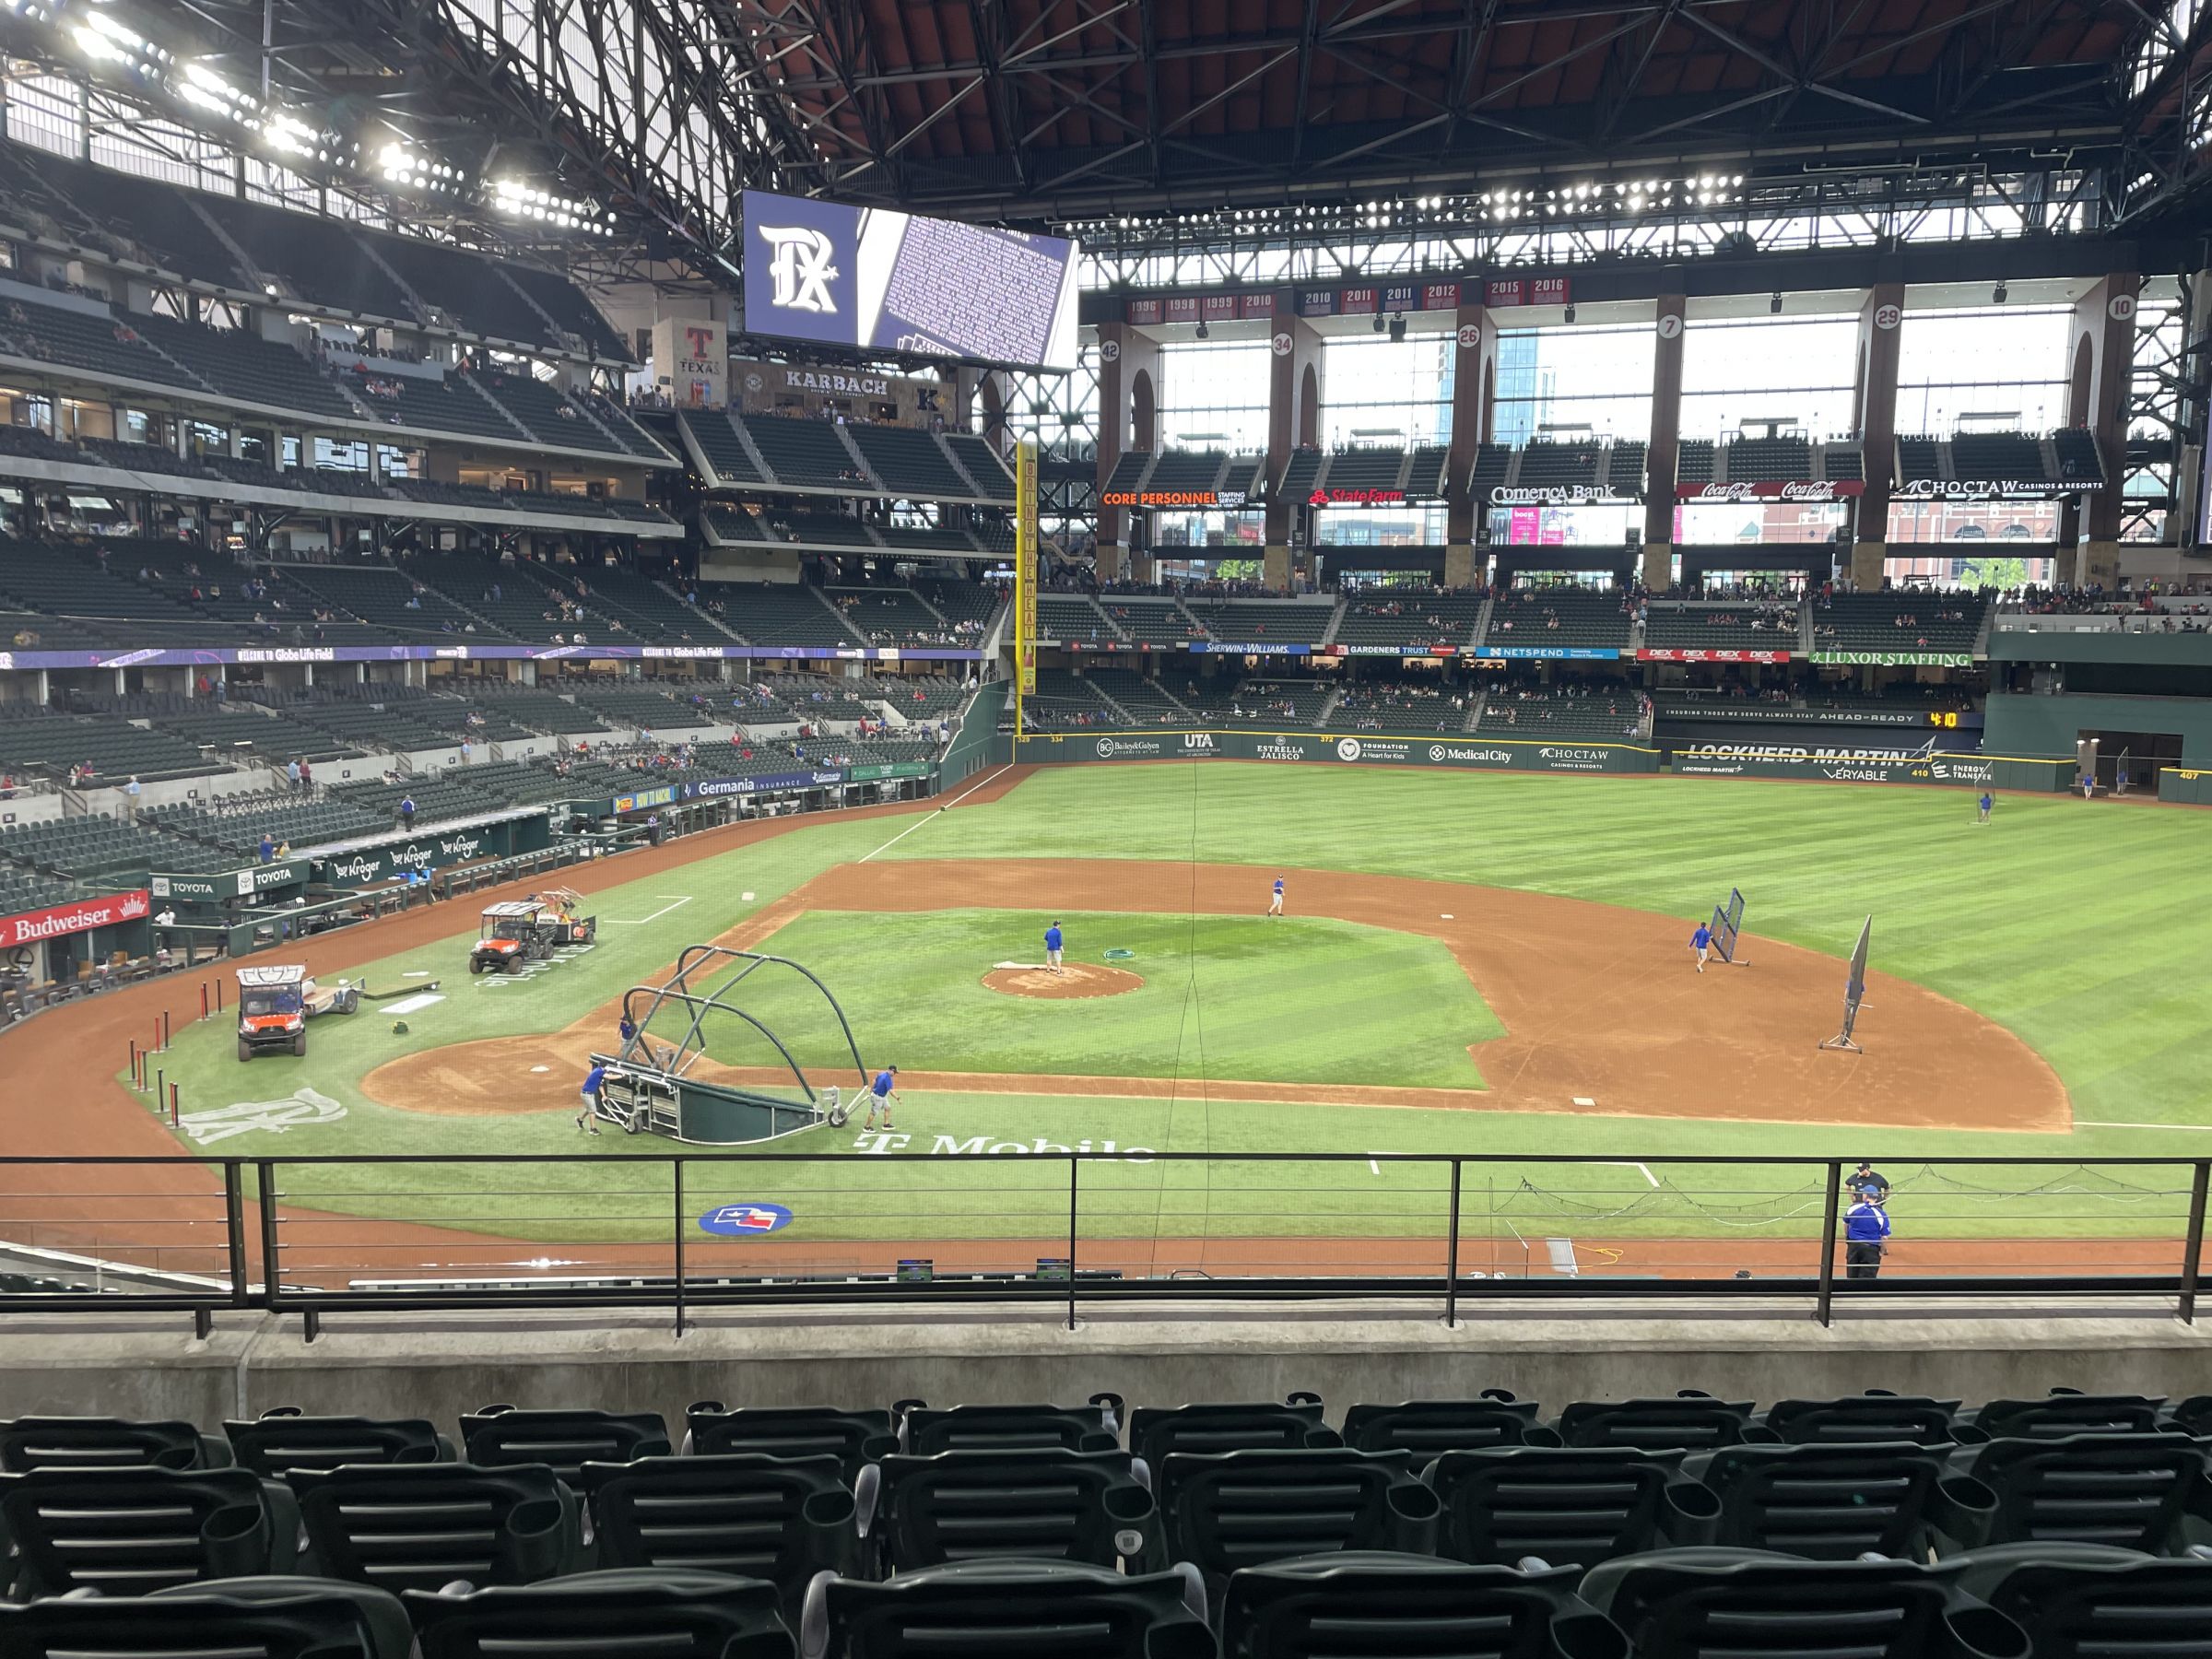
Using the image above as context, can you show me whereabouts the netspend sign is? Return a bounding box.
[739,189,1079,371]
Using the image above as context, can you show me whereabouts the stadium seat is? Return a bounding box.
[1753,1391,1963,1446]
[0,1465,300,1595]
[682,1402,898,1482]
[857,1446,1163,1575]
[1578,1547,2030,1659]
[806,1557,1212,1659]
[1127,1394,1338,1466]
[0,1412,231,1470]
[1339,1394,1558,1457]
[1682,1441,1998,1559]
[1953,1389,2169,1440]
[896,1394,1123,1454]
[404,1567,795,1659]
[457,1405,673,1477]
[1547,1392,1769,1451]
[1157,1447,1441,1599]
[224,1408,454,1476]
[288,1463,583,1591]
[2165,1395,2212,1436]
[1944,1540,2212,1659]
[1947,1432,2212,1553]
[577,1453,859,1618]
[1215,1550,1628,1659]
[1425,1445,1721,1570]
[0,1575,411,1658]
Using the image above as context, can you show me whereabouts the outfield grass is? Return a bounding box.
[138,763,2212,1245]
[728,909,1499,1087]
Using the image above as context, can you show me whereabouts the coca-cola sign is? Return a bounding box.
[1675,479,1866,502]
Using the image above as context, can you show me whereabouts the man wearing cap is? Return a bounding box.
[1844,1184,1891,1280]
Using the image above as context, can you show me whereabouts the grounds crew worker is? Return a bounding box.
[1844,1186,1891,1280]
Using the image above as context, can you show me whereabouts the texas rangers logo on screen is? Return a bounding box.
[758,225,841,313]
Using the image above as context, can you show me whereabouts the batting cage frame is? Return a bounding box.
[587,946,872,1144]
[1709,888,1749,965]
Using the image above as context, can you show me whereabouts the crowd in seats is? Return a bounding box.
[1023,669,1132,730]
[1812,591,1989,652]
[920,578,1005,631]
[1642,601,1801,649]
[1182,599,1334,646]
[1334,590,1486,651]
[1486,586,1635,650]
[1333,681,1467,732]
[1477,683,1646,740]
[1207,679,1330,724]
[4,1388,2205,1657]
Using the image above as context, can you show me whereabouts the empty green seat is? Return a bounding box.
[288,1462,582,1591]
[1684,1441,1996,1559]
[1427,1445,1720,1570]
[0,1412,231,1471]
[405,1567,794,1659]
[457,1405,670,1477]
[1218,1549,1627,1659]
[1159,1447,1440,1600]
[682,1402,896,1483]
[224,1408,453,1477]
[858,1446,1161,1575]
[0,1465,300,1595]
[808,1557,1212,1659]
[1340,1395,1555,1458]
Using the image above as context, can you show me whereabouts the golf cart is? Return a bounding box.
[468,891,597,974]
[235,964,359,1060]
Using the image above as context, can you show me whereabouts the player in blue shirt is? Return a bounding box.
[1690,922,1712,973]
[864,1065,900,1131]
[1977,790,1993,823]
[577,1062,607,1135]
[1043,921,1064,975]
[1267,876,1285,918]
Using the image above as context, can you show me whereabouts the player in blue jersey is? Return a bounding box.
[1043,921,1064,975]
[1690,922,1712,973]
[1267,876,1285,918]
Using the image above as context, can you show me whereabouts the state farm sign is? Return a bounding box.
[2,888,148,945]
[1675,480,1865,501]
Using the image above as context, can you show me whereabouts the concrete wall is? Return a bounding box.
[6,1310,2207,1429]
[1985,690,2212,763]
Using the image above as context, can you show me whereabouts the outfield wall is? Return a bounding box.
[1015,729,1661,774]
[1013,728,2070,790]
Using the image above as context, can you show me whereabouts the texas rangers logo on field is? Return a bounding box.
[699,1202,794,1236]
[178,1088,347,1146]
[757,225,840,312]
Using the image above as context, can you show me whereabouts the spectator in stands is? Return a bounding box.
[123,775,140,818]
[399,794,417,830]
[286,759,302,792]
[258,831,275,865]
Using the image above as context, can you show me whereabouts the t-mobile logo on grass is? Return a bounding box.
[853,1132,1154,1163]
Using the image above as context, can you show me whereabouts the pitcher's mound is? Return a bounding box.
[983,962,1144,999]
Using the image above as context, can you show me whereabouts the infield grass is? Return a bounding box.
[138,761,2212,1247]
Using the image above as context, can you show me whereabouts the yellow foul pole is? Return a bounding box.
[1014,435,1038,741]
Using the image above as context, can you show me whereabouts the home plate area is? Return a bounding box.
[982,961,1145,999]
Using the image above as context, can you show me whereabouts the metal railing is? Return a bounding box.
[4,1151,2206,1339]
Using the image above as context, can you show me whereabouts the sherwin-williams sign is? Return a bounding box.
[1016,729,1660,775]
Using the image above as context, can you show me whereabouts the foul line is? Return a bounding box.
[858,764,1013,864]
[2077,1120,2212,1132]
[605,896,693,926]
[1600,1159,1661,1187]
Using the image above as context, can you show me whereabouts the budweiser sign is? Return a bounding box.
[2,888,149,946]
[1676,480,1865,501]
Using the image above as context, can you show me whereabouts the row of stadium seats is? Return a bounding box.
[0,1393,2207,1658]
[0,135,629,359]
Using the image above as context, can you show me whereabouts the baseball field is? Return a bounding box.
[57,761,2212,1280]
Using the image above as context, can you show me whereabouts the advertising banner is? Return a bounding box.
[1015,728,1659,775]
[1469,646,1629,661]
[314,824,518,888]
[1896,477,2099,502]
[1421,282,1460,310]
[1296,288,1338,318]
[1675,479,1865,501]
[1807,650,1974,668]
[1669,744,2068,791]
[1637,648,1792,664]
[0,888,148,946]
[739,188,1079,370]
[149,860,310,904]
[1488,484,1635,506]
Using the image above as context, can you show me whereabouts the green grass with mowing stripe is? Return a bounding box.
[724,909,1498,1087]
